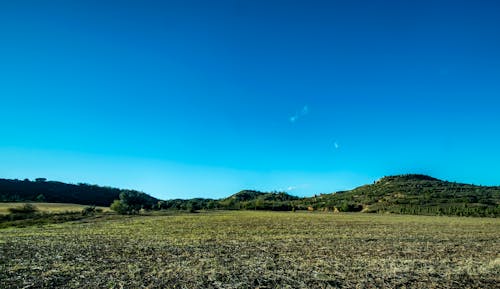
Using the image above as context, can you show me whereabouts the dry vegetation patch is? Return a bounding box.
[0,203,109,215]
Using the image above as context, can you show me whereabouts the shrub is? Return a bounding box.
[8,203,38,214]
[81,206,97,216]
[110,200,129,214]
[339,202,363,212]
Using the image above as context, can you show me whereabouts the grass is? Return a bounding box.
[1,211,499,288]
[0,202,110,215]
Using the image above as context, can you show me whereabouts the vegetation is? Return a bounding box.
[81,206,103,216]
[155,191,300,212]
[0,202,109,215]
[301,174,500,217]
[0,203,110,227]
[2,174,499,217]
[1,175,497,287]
[146,175,500,217]
[110,190,158,214]
[7,203,38,215]
[0,203,111,229]
[0,178,156,206]
[0,211,498,288]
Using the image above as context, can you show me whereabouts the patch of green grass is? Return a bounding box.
[0,211,499,288]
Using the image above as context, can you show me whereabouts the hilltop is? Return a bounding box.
[218,190,300,210]
[304,174,500,216]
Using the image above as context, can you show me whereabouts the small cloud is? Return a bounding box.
[289,105,309,123]
[279,184,309,193]
[331,140,340,150]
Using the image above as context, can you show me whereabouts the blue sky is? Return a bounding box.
[1,0,499,199]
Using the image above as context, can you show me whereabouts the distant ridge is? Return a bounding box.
[0,178,157,206]
[156,174,499,216]
[1,175,499,217]
[217,190,300,210]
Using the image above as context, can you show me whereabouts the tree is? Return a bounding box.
[110,200,128,214]
[110,190,156,214]
[119,190,155,210]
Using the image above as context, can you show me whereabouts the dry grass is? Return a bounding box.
[0,202,110,215]
[1,211,499,288]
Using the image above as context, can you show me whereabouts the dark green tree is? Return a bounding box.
[35,194,46,202]
[110,190,157,214]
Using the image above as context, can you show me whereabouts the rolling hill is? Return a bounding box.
[1,174,499,216]
[302,174,500,216]
[0,178,157,207]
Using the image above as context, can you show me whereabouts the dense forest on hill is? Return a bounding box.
[1,175,499,217]
[300,174,500,216]
[157,190,300,212]
[0,178,156,207]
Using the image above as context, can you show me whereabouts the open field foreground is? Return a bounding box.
[1,212,499,288]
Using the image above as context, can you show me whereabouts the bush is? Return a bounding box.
[81,206,97,216]
[110,200,129,214]
[339,202,363,212]
[8,203,38,214]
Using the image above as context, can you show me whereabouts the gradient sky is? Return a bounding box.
[1,0,499,199]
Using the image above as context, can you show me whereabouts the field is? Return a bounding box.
[0,202,110,215]
[1,211,499,288]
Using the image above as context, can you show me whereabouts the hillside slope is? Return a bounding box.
[218,190,300,210]
[157,190,300,211]
[306,174,500,216]
[0,178,156,206]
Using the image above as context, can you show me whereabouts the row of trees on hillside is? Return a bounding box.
[109,189,500,218]
[0,178,125,206]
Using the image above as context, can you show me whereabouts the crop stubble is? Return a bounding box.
[1,211,499,288]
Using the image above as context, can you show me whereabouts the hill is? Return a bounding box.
[304,174,500,216]
[0,178,157,207]
[218,190,300,210]
[156,174,500,216]
[1,174,499,217]
[156,190,300,211]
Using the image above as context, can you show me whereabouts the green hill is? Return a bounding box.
[156,190,300,211]
[217,190,300,210]
[227,190,267,202]
[0,178,157,207]
[2,174,499,217]
[305,174,500,216]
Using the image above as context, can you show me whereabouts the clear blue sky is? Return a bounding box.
[1,0,499,199]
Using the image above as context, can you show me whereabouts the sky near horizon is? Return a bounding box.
[1,0,499,199]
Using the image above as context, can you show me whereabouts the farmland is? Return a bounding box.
[1,211,499,288]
